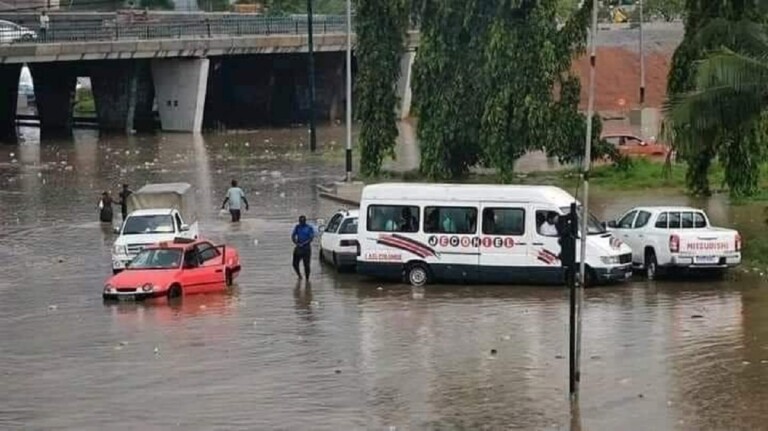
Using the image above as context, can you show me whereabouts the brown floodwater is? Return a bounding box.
[1,125,768,430]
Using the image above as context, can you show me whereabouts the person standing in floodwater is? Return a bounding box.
[291,215,314,280]
[98,191,114,223]
[118,183,132,221]
[221,179,249,222]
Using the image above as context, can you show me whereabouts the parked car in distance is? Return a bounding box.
[606,206,741,279]
[0,20,35,44]
[601,131,669,157]
[103,238,240,301]
[319,209,359,269]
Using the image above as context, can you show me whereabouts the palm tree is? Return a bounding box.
[664,17,768,197]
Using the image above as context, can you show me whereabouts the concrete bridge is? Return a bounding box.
[0,12,418,140]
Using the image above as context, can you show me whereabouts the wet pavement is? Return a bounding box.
[1,126,768,430]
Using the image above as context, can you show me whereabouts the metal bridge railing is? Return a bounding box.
[0,14,350,45]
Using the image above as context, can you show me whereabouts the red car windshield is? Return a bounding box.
[128,249,182,270]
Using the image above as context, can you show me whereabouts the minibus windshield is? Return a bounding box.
[559,206,607,235]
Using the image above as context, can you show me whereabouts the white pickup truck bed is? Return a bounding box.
[607,206,741,278]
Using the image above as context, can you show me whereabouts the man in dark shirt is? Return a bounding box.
[118,183,133,220]
[291,215,315,280]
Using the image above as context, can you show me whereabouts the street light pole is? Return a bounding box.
[344,0,353,181]
[307,0,317,152]
[639,0,645,106]
[574,0,599,401]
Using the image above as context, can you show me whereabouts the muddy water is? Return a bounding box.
[1,126,768,430]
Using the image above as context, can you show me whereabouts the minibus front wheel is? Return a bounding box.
[405,262,430,287]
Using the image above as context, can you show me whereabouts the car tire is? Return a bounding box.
[645,249,658,280]
[406,262,430,287]
[167,284,182,299]
[225,269,233,287]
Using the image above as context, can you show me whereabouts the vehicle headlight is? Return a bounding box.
[113,244,127,255]
[104,284,114,293]
[141,283,154,292]
[600,255,621,265]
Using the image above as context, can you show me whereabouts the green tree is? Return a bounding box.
[354,0,410,177]
[197,0,230,11]
[665,1,767,197]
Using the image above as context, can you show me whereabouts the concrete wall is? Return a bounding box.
[0,64,21,141]
[29,62,77,134]
[151,58,209,132]
[90,60,154,132]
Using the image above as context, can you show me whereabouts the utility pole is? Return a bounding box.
[639,0,645,106]
[344,0,352,181]
[306,0,318,152]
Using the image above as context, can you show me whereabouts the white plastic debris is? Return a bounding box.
[154,347,160,355]
[47,305,58,311]
[253,239,259,246]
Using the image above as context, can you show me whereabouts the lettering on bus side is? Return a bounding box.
[427,235,515,249]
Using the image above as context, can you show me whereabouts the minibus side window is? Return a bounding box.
[424,207,478,234]
[367,205,420,233]
[482,208,525,236]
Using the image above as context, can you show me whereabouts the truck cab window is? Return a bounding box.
[175,213,183,232]
[668,212,681,229]
[655,212,668,228]
[693,212,707,228]
[618,210,637,229]
[325,214,344,233]
[634,211,651,229]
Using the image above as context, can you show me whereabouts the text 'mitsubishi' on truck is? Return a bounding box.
[356,183,633,287]
[606,206,741,279]
[111,183,199,274]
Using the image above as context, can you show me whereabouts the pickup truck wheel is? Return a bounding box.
[645,250,658,280]
[332,252,339,269]
[167,284,182,299]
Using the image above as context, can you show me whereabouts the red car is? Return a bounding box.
[602,132,669,157]
[103,238,241,301]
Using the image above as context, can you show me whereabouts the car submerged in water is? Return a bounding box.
[103,238,240,301]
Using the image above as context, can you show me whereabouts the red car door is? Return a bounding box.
[180,248,216,295]
[195,243,226,291]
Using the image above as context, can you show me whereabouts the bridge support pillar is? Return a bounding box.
[0,64,21,142]
[91,60,155,132]
[396,50,415,119]
[151,58,209,132]
[30,63,77,135]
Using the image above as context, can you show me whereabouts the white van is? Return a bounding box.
[357,183,633,286]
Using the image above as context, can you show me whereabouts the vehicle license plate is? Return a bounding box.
[695,256,719,264]
[118,294,136,301]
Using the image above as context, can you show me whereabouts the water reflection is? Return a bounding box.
[0,126,767,429]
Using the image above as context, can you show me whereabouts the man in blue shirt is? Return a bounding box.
[292,215,314,279]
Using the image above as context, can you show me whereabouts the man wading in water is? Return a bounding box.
[291,215,314,280]
[221,179,249,222]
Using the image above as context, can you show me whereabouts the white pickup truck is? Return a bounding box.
[607,206,741,279]
[112,183,199,274]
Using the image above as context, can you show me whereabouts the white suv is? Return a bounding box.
[319,209,359,269]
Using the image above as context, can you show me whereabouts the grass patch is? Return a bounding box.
[74,88,95,115]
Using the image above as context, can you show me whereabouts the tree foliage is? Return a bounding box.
[412,0,601,181]
[644,0,685,22]
[665,1,767,197]
[354,0,410,177]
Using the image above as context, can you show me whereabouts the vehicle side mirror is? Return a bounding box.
[113,227,120,234]
[180,224,190,232]
[607,220,618,228]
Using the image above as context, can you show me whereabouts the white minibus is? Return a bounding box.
[357,183,633,286]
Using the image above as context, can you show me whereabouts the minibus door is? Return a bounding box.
[478,204,529,283]
[530,207,565,284]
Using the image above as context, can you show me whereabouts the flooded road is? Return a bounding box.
[1,126,768,430]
